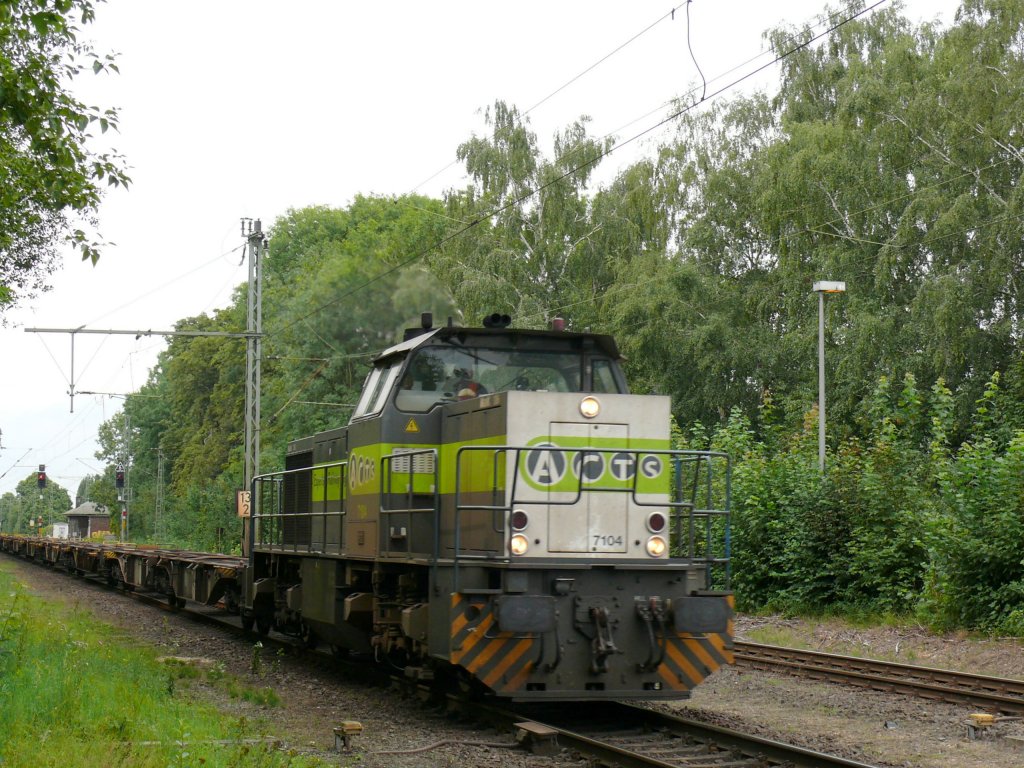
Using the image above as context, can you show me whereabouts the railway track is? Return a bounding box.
[734,640,1024,714]
[501,701,881,768]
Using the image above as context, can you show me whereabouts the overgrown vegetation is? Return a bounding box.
[0,563,319,767]
[701,368,1024,633]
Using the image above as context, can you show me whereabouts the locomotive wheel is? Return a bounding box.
[255,614,272,637]
[241,611,255,633]
[300,624,318,650]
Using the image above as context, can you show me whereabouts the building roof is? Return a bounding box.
[65,501,109,518]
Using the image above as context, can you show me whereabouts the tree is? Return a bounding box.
[0,0,130,312]
[597,1,1024,437]
[94,197,454,548]
[0,473,71,533]
[433,101,614,328]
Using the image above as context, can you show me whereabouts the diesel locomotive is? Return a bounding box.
[245,314,733,701]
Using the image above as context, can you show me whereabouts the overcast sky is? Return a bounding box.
[0,0,959,498]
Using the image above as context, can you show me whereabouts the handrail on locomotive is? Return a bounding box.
[250,445,731,587]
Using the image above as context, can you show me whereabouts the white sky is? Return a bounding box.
[0,0,959,497]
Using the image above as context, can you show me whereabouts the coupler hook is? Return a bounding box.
[589,606,619,674]
[637,597,667,672]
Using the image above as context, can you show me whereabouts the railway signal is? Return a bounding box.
[36,465,46,489]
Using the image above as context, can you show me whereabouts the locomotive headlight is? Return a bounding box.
[646,535,668,557]
[579,396,601,418]
[510,534,530,556]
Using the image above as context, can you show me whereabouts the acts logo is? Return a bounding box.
[524,443,567,486]
[521,441,665,491]
[348,453,377,490]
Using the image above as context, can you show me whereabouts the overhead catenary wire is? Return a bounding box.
[266,0,887,343]
[406,3,688,196]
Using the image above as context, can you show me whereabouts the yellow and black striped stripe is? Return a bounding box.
[450,592,734,695]
[450,593,538,693]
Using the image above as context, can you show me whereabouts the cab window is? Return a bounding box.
[352,362,401,419]
[395,345,599,413]
[370,363,401,414]
[591,359,622,393]
[351,368,383,418]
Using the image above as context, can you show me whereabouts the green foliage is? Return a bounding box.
[714,369,1024,634]
[0,0,130,311]
[432,100,614,328]
[925,431,1024,633]
[94,196,454,551]
[0,474,72,534]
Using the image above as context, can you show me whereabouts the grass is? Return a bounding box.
[0,562,323,768]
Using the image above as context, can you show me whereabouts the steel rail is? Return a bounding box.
[498,701,881,768]
[735,640,1024,714]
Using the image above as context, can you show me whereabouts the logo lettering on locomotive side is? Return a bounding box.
[348,453,377,490]
[524,443,567,486]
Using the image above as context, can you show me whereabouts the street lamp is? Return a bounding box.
[812,280,846,473]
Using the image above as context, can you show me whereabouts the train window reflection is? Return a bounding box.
[352,367,383,418]
[591,359,618,393]
[395,346,622,413]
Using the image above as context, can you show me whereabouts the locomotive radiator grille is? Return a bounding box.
[391,447,436,474]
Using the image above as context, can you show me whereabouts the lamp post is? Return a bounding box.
[812,280,846,473]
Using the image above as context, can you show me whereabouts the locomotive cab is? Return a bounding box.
[247,317,733,700]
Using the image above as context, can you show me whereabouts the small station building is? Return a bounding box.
[64,501,111,539]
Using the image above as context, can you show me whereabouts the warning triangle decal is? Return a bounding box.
[405,418,420,433]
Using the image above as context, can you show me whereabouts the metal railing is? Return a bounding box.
[251,459,347,555]
[248,446,731,594]
[380,448,440,557]
[452,445,731,589]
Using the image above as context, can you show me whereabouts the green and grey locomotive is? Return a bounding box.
[244,314,733,700]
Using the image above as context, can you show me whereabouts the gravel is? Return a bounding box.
[6,557,1024,767]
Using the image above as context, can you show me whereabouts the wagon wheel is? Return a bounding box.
[241,610,255,634]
